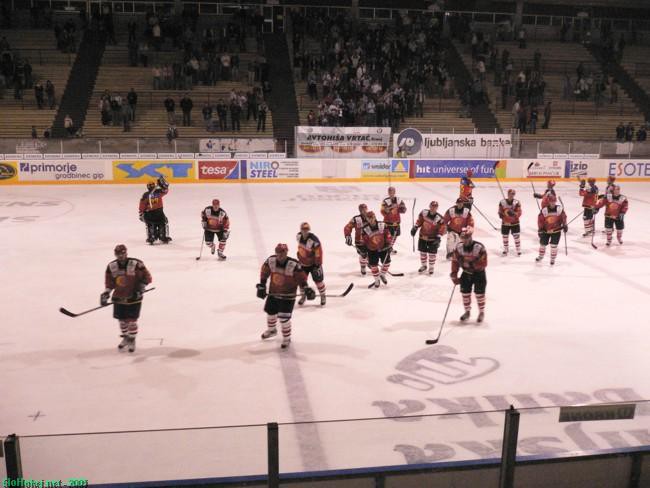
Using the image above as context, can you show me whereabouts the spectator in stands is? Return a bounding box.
[110,93,122,127]
[518,27,526,49]
[23,59,32,89]
[529,106,538,134]
[122,103,131,132]
[166,123,178,143]
[625,122,634,142]
[138,41,149,67]
[202,102,212,130]
[180,93,193,127]
[127,88,137,121]
[216,99,228,131]
[257,100,268,132]
[615,122,625,141]
[64,114,75,137]
[609,79,618,104]
[43,127,51,138]
[152,22,161,51]
[533,49,541,73]
[542,101,552,129]
[415,87,424,118]
[152,66,161,90]
[34,82,44,109]
[307,109,317,126]
[247,60,255,86]
[164,96,175,124]
[637,125,647,142]
[231,53,239,82]
[31,126,37,139]
[246,89,258,122]
[307,70,318,101]
[100,96,111,125]
[45,80,55,109]
[220,52,231,81]
[230,98,241,131]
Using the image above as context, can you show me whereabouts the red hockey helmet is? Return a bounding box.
[466,169,474,177]
[147,181,156,191]
[547,180,556,188]
[587,178,596,185]
[114,244,127,256]
[507,189,516,196]
[608,175,616,183]
[366,211,377,221]
[300,222,311,231]
[275,243,289,254]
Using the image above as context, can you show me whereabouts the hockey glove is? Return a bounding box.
[345,235,353,246]
[579,180,585,188]
[256,283,267,299]
[132,282,146,302]
[139,213,145,222]
[157,175,169,189]
[222,230,230,240]
[100,290,111,306]
[410,226,418,236]
[507,209,516,217]
[618,214,625,223]
[303,286,316,301]
[450,274,460,285]
[201,221,207,229]
[538,230,545,239]
[563,225,568,233]
[593,207,599,215]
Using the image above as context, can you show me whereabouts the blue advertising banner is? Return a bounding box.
[411,160,499,178]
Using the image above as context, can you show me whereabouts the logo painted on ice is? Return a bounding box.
[386,345,499,392]
[116,163,193,178]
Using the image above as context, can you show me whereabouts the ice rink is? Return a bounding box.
[2,180,650,483]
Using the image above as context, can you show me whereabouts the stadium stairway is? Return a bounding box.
[51,30,106,138]
[263,32,299,156]
[586,44,650,121]
[445,39,502,134]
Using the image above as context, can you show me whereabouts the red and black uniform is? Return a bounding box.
[443,205,474,257]
[362,220,393,283]
[579,181,598,235]
[451,240,487,314]
[381,196,407,241]
[139,178,170,243]
[536,203,567,264]
[260,255,308,341]
[297,232,326,298]
[202,206,230,254]
[413,209,446,272]
[596,193,628,245]
[344,213,368,271]
[534,188,556,208]
[104,257,152,336]
[459,175,475,209]
[498,197,522,254]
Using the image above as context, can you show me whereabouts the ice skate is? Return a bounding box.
[418,265,427,274]
[210,244,216,255]
[477,312,485,323]
[127,336,136,353]
[550,260,555,266]
[320,295,326,306]
[501,249,508,256]
[617,238,623,245]
[360,266,367,275]
[281,338,291,349]
[161,237,172,244]
[146,238,154,245]
[298,294,307,305]
[369,277,380,288]
[379,273,387,284]
[535,255,543,262]
[516,250,521,256]
[261,328,277,340]
[428,267,434,275]
[606,242,611,247]
[217,250,227,260]
[391,249,397,255]
[460,310,470,322]
[118,335,129,350]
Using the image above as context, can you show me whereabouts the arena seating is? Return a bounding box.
[0,29,75,138]
[620,46,650,98]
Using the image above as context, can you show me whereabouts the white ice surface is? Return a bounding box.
[1,181,649,483]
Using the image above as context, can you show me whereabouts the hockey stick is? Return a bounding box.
[590,214,598,249]
[388,271,405,277]
[493,161,506,200]
[558,196,568,256]
[195,233,205,260]
[568,210,584,225]
[472,203,499,231]
[425,284,457,345]
[271,283,354,299]
[411,198,416,253]
[527,162,541,211]
[59,288,157,318]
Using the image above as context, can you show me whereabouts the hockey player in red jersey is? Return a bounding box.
[139,176,171,244]
[411,201,446,274]
[380,187,407,252]
[344,203,369,275]
[595,185,628,246]
[536,194,567,265]
[101,244,152,352]
[534,180,556,208]
[443,198,475,259]
[257,244,314,349]
[362,211,393,288]
[450,227,487,323]
[201,198,230,260]
[498,189,522,256]
[296,222,326,306]
[579,178,598,237]
[459,169,475,209]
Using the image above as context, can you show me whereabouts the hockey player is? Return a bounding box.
[139,176,171,244]
[296,222,326,306]
[533,180,556,208]
[410,201,446,274]
[450,227,487,323]
[459,169,475,209]
[344,203,369,275]
[498,189,522,256]
[201,198,230,259]
[380,187,407,253]
[536,194,567,265]
[602,175,617,198]
[443,198,475,260]
[362,211,393,288]
[579,178,598,237]
[257,243,314,348]
[595,185,628,246]
[101,244,152,353]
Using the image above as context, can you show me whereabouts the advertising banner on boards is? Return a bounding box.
[296,126,391,158]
